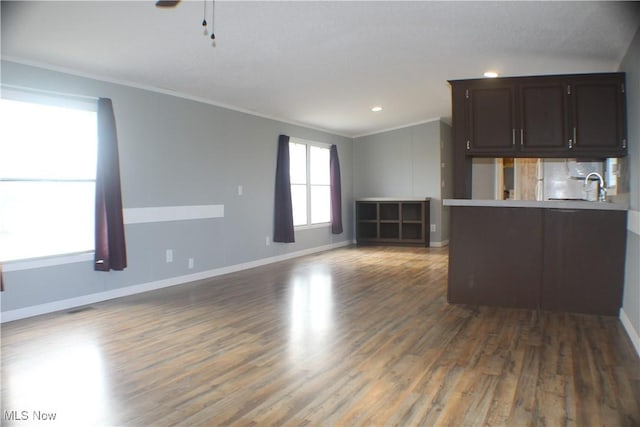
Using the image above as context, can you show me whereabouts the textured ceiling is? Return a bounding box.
[2,1,639,137]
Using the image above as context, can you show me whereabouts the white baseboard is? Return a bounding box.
[620,308,640,358]
[350,239,449,247]
[0,240,352,323]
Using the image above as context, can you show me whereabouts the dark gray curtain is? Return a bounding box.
[95,98,127,271]
[274,134,295,243]
[330,144,343,234]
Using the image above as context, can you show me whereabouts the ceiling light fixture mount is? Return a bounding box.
[209,0,216,41]
[155,0,181,8]
[371,106,383,112]
[156,0,216,44]
[484,71,499,78]
[201,0,215,41]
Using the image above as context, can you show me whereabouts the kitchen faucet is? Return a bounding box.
[584,172,607,202]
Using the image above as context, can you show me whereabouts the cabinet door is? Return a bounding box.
[542,209,626,315]
[448,206,542,309]
[466,83,516,154]
[571,76,627,155]
[519,80,569,154]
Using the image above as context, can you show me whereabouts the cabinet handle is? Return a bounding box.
[622,139,627,149]
[573,127,577,147]
[512,129,516,146]
[466,140,470,150]
[520,129,524,147]
[568,138,573,149]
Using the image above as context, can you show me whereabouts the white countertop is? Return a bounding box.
[443,199,628,211]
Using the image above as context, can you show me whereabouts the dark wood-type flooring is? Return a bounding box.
[2,246,640,426]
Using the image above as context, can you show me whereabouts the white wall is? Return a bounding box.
[619,28,640,356]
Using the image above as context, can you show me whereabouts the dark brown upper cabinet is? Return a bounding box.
[519,79,569,154]
[571,76,627,155]
[466,83,516,154]
[452,73,627,158]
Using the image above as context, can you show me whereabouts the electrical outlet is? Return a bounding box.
[188,258,194,269]
[238,185,243,196]
[266,236,271,246]
[166,249,173,263]
[430,224,436,232]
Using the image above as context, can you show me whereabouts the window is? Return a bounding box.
[0,90,98,262]
[289,139,331,227]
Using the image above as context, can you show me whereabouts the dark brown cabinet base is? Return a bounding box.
[447,206,627,315]
[448,207,542,309]
[542,209,627,315]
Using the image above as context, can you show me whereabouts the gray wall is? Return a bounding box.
[620,28,640,344]
[471,158,498,199]
[1,60,354,313]
[353,120,451,245]
[440,121,453,242]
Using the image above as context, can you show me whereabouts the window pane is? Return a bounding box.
[0,181,95,261]
[310,185,330,224]
[310,146,330,185]
[0,96,97,261]
[291,184,307,226]
[0,99,97,180]
[289,142,307,185]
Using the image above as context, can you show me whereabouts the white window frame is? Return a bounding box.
[289,137,331,229]
[0,86,98,264]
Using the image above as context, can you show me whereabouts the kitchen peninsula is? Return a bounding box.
[444,199,627,315]
[446,72,629,316]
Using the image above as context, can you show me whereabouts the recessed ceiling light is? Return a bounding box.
[371,106,383,112]
[484,71,499,78]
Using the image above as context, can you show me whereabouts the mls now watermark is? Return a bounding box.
[4,410,57,422]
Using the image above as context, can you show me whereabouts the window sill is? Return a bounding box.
[2,251,94,272]
[294,222,331,231]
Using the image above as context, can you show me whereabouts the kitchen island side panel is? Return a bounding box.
[542,209,627,315]
[448,206,544,309]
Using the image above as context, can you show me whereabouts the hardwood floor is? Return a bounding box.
[2,246,639,426]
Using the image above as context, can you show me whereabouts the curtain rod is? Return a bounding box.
[1,83,99,102]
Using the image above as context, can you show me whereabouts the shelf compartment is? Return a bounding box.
[380,223,400,239]
[379,203,400,221]
[402,203,423,221]
[357,202,377,221]
[401,223,423,240]
[357,222,378,239]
